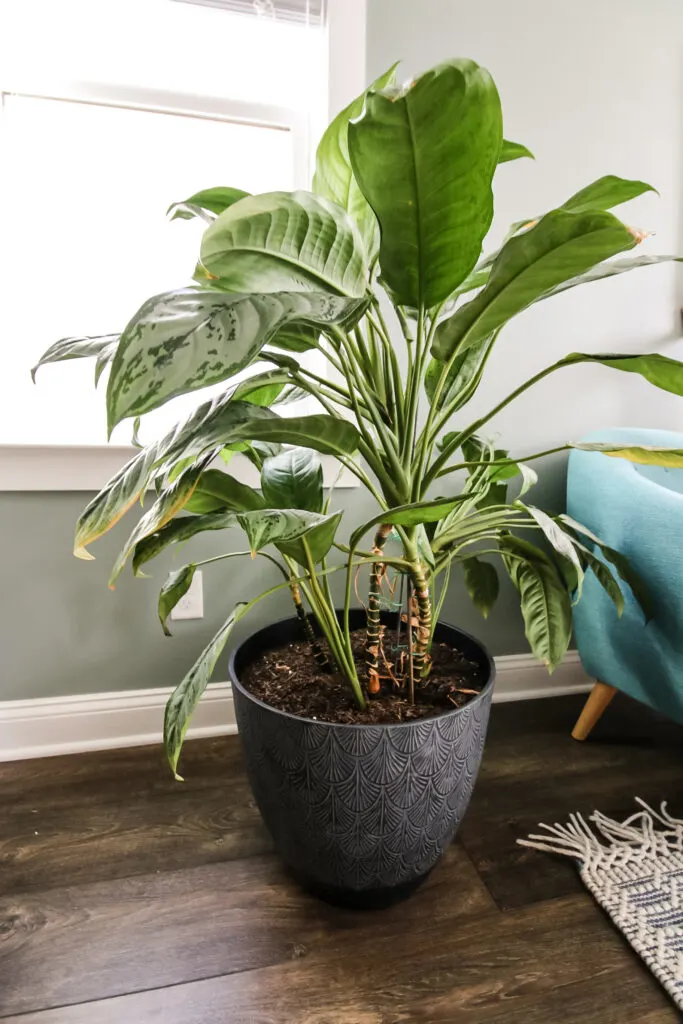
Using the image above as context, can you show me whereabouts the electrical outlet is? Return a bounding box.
[170,569,204,621]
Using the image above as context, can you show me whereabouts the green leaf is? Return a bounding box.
[463,557,499,618]
[229,369,293,408]
[31,334,119,382]
[350,494,470,552]
[433,209,638,361]
[106,287,362,430]
[425,335,495,412]
[133,510,239,575]
[200,190,369,298]
[499,139,534,163]
[559,514,654,620]
[561,174,656,215]
[524,504,584,601]
[348,58,503,308]
[500,535,572,670]
[165,605,247,778]
[562,351,683,397]
[158,564,196,636]
[570,441,683,467]
[237,508,342,565]
[74,398,278,558]
[313,62,399,260]
[167,186,249,222]
[232,413,360,459]
[109,454,215,587]
[545,254,682,299]
[564,534,625,617]
[268,323,319,353]
[183,469,265,514]
[261,447,323,513]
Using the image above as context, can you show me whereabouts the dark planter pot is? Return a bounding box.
[229,609,495,908]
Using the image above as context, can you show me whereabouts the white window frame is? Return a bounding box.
[0,0,366,491]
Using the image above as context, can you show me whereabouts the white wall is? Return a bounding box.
[368,0,683,452]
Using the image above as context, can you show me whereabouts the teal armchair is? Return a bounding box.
[567,426,683,738]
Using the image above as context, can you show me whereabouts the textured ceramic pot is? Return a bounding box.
[229,609,495,907]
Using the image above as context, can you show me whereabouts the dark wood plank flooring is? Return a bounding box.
[0,692,681,1022]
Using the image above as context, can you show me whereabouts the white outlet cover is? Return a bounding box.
[170,569,204,620]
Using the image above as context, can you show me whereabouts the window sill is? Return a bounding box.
[0,446,359,492]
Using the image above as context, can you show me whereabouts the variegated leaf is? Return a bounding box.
[165,604,248,778]
[107,287,363,430]
[237,508,342,565]
[132,509,240,576]
[31,334,119,382]
[109,453,216,586]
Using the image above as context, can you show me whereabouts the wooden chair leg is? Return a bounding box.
[571,681,618,741]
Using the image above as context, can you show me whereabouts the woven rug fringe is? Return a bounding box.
[518,798,683,866]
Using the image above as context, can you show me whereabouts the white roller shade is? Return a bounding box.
[170,0,325,24]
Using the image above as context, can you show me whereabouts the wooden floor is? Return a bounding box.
[0,693,681,1023]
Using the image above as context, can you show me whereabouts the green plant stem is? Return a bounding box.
[401,306,425,465]
[433,444,574,479]
[425,359,570,488]
[431,562,451,645]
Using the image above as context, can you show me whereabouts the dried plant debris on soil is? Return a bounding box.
[241,628,487,725]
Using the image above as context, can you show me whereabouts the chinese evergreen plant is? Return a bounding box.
[34,59,683,776]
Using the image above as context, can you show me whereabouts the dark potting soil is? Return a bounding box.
[240,627,487,725]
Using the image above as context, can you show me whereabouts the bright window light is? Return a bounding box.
[0,0,326,447]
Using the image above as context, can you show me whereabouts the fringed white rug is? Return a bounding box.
[519,799,683,1011]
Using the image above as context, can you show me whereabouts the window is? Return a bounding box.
[0,0,342,460]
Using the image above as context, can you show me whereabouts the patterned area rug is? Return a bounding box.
[519,799,683,1011]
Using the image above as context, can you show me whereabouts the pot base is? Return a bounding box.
[290,866,433,910]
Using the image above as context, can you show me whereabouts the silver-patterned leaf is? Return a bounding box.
[164,604,247,778]
[31,334,119,382]
[107,287,363,430]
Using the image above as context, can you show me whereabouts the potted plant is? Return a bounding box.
[34,57,683,907]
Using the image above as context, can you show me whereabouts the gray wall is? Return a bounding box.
[4,0,683,700]
[2,470,567,699]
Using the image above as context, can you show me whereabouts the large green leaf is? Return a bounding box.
[433,209,638,361]
[562,532,625,617]
[109,455,215,586]
[31,334,119,382]
[183,469,265,515]
[561,174,656,215]
[74,399,278,558]
[463,557,499,618]
[132,510,239,575]
[500,535,572,670]
[167,186,249,223]
[499,139,534,164]
[165,604,247,778]
[348,59,503,309]
[158,564,197,637]
[570,441,683,467]
[261,447,323,513]
[237,508,342,565]
[313,63,399,260]
[562,351,683,396]
[106,287,362,430]
[200,190,369,298]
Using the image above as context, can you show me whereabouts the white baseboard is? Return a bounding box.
[0,651,590,762]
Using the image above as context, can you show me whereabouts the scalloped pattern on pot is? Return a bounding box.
[232,677,493,892]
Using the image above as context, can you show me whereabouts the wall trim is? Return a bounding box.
[0,446,359,492]
[0,651,590,762]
